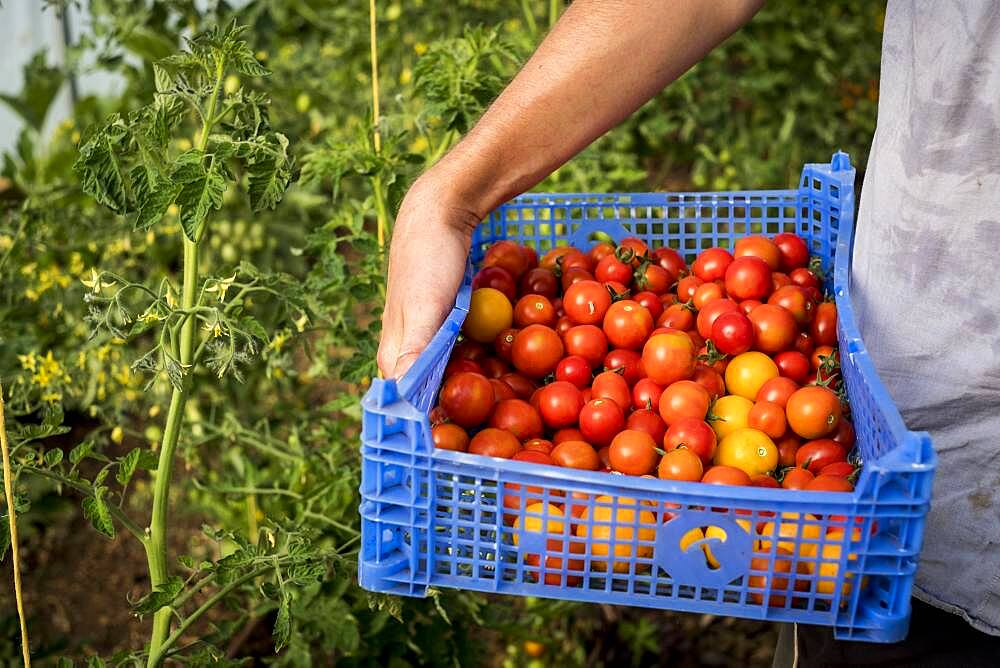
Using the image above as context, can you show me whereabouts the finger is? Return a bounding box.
[391,312,447,379]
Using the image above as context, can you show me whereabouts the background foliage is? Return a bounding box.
[0,0,882,665]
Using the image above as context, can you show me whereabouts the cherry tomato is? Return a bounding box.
[563,324,608,368]
[786,386,841,439]
[820,461,856,478]
[692,247,734,282]
[652,247,687,282]
[603,349,644,386]
[701,465,752,486]
[489,399,544,440]
[452,339,488,363]
[691,366,726,399]
[562,270,595,296]
[472,266,518,301]
[632,291,664,321]
[748,401,787,439]
[772,272,792,291]
[603,300,654,350]
[775,435,801,468]
[519,267,559,299]
[794,331,815,356]
[632,378,664,411]
[795,439,847,474]
[768,285,814,327]
[464,288,514,343]
[833,420,856,449]
[751,473,781,489]
[608,429,659,475]
[789,267,821,291]
[805,474,854,493]
[725,256,773,301]
[500,373,537,400]
[579,399,625,446]
[773,351,810,384]
[536,381,584,429]
[739,299,762,316]
[635,263,671,294]
[595,255,633,285]
[772,233,809,271]
[551,440,601,470]
[439,372,494,428]
[432,423,469,452]
[552,428,586,444]
[748,304,797,354]
[711,311,755,355]
[676,275,704,301]
[618,237,650,264]
[725,351,779,400]
[710,394,754,440]
[658,380,711,426]
[781,467,814,490]
[564,280,612,326]
[445,358,483,378]
[811,345,838,376]
[715,428,778,477]
[658,448,703,482]
[626,408,667,444]
[479,357,509,379]
[659,303,695,331]
[512,325,564,379]
[811,302,838,347]
[540,247,580,271]
[690,282,722,310]
[756,376,799,407]
[468,428,521,458]
[523,438,554,454]
[490,378,517,402]
[696,298,739,339]
[591,370,631,412]
[734,236,781,270]
[686,330,706,352]
[483,240,530,280]
[555,355,592,389]
[663,417,717,466]
[642,331,696,386]
[520,245,539,270]
[589,241,616,265]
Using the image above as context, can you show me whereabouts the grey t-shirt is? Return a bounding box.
[852,0,1000,635]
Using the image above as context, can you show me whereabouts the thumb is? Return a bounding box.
[389,315,447,380]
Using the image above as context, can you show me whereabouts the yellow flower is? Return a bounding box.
[269,331,288,352]
[18,352,37,372]
[414,42,428,56]
[69,252,85,276]
[81,268,115,294]
[386,3,401,20]
[256,50,269,62]
[111,426,124,444]
[294,313,309,333]
[41,391,62,404]
[140,307,163,324]
[205,272,238,302]
[148,405,161,418]
[0,235,12,251]
[399,67,412,85]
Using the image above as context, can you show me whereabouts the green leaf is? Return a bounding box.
[120,26,177,63]
[116,448,141,486]
[230,42,270,78]
[87,657,106,668]
[74,115,130,212]
[0,520,9,562]
[0,51,64,130]
[273,591,292,651]
[69,440,96,464]
[239,316,268,343]
[175,154,227,240]
[246,133,292,211]
[134,180,180,231]
[44,448,65,467]
[82,487,116,539]
[132,575,184,616]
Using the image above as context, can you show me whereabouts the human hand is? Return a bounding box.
[377,173,480,379]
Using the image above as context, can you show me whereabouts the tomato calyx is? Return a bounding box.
[615,246,638,265]
[606,283,631,303]
[808,256,825,280]
[697,340,728,366]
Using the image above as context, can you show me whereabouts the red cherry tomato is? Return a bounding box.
[658,447,704,482]
[696,298,739,339]
[511,324,564,378]
[483,240,530,280]
[772,233,809,271]
[833,420,856,449]
[603,300,654,350]
[564,280,613,326]
[519,267,559,300]
[773,350,811,384]
[551,440,601,470]
[635,264,671,294]
[500,373,537,400]
[820,461,856,478]
[790,267,821,291]
[750,473,780,489]
[540,247,580,271]
[445,358,483,378]
[618,237,650,264]
[555,355,592,389]
[739,299,762,316]
[632,291,664,321]
[560,267,595,292]
[676,275,704,301]
[701,465,752,486]
[479,357,509,379]
[796,439,847,474]
[663,417,717,466]
[692,282,725,310]
[494,328,518,363]
[692,247,734,282]
[472,265,518,301]
[811,302,839,347]
[781,467,814,490]
[725,256,773,301]
[511,450,555,466]
[589,241,616,266]
[748,304,797,353]
[603,349,644,386]
[768,285,815,327]
[747,401,787,439]
[595,255,633,285]
[608,429,659,475]
[579,398,625,446]
[552,427,586,444]
[805,474,854,493]
[536,381,584,429]
[641,331,695,386]
[652,247,687,282]
[591,370,631,412]
[734,236,781,270]
[626,408,667,444]
[771,272,792,291]
[690,366,726,399]
[711,311,755,355]
[794,331,815,356]
[563,324,609,369]
[756,376,799,407]
[468,427,521,458]
[489,378,517,403]
[489,399,544,440]
[631,378,664,411]
[432,423,470,452]
[775,435,801,468]
[658,380,711,426]
[523,438,554,454]
[439,372,494,428]
[659,302,696,331]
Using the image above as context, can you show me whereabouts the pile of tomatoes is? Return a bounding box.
[431,233,857,496]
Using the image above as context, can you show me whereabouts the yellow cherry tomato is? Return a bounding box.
[725,352,779,400]
[710,394,754,439]
[576,495,656,573]
[513,502,565,546]
[463,287,513,343]
[715,428,778,477]
[814,528,867,598]
[757,512,823,558]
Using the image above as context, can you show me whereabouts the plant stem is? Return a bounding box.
[145,56,223,665]
[0,382,31,667]
[549,0,561,28]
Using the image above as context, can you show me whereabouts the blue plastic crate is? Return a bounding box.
[358,153,936,643]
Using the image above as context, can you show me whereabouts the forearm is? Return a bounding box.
[429,0,763,216]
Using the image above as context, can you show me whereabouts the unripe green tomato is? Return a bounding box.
[224,74,240,94]
[296,92,311,113]
[217,220,232,236]
[144,424,162,445]
[233,220,247,237]
[221,243,238,263]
